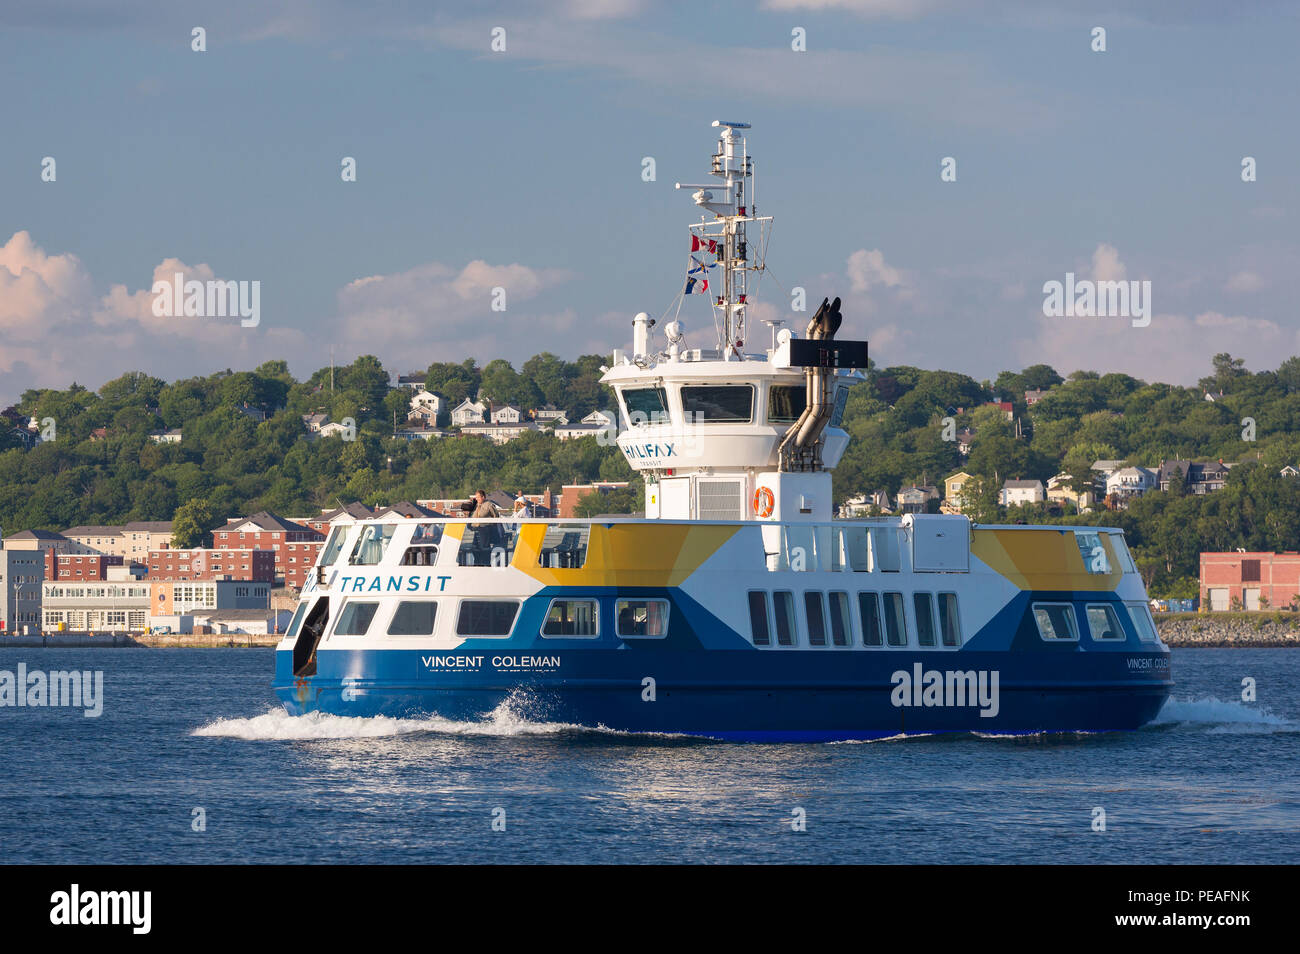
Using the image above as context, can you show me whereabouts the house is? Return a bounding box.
[1157,459,1231,495]
[301,412,329,434]
[295,503,375,536]
[394,422,446,441]
[1282,465,1300,478]
[984,400,1014,421]
[1105,466,1156,504]
[1201,552,1300,612]
[235,403,266,423]
[941,472,977,513]
[1046,473,1094,513]
[459,421,540,445]
[450,398,487,427]
[491,404,524,425]
[149,428,183,444]
[558,482,630,518]
[407,390,446,424]
[554,422,607,441]
[394,372,427,390]
[955,428,974,456]
[532,406,568,426]
[371,501,437,520]
[896,484,939,514]
[582,409,616,428]
[318,421,353,439]
[1024,388,1050,406]
[999,479,1045,507]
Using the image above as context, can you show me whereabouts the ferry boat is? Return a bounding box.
[274,121,1172,741]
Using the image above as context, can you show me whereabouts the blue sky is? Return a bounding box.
[3,0,1298,405]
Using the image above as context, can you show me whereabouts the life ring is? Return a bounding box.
[753,486,775,518]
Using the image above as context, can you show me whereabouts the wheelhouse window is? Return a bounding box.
[542,599,599,637]
[938,593,961,647]
[681,385,754,423]
[284,602,308,640]
[615,599,670,638]
[1086,603,1125,641]
[349,524,396,565]
[767,384,807,424]
[1032,602,1079,641]
[621,387,669,426]
[456,600,519,637]
[388,601,437,636]
[859,592,884,646]
[334,601,379,636]
[537,524,590,569]
[883,592,908,646]
[748,591,771,647]
[1074,530,1110,574]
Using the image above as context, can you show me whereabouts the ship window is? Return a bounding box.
[349,524,396,565]
[456,600,519,637]
[773,591,797,646]
[615,599,670,638]
[457,522,519,567]
[1109,533,1137,574]
[537,524,590,568]
[284,602,308,640]
[858,592,883,646]
[542,599,599,637]
[334,600,379,636]
[681,385,754,423]
[1032,602,1079,641]
[883,592,908,646]
[402,523,444,566]
[767,385,807,424]
[320,525,349,566]
[829,591,852,647]
[914,593,937,647]
[1085,603,1125,641]
[748,591,771,647]
[805,592,827,646]
[1074,530,1110,574]
[938,593,961,647]
[622,387,669,426]
[388,601,437,636]
[1126,602,1160,642]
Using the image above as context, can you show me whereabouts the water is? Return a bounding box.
[1,648,1296,863]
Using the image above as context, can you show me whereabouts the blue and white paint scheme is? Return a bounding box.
[274,122,1171,741]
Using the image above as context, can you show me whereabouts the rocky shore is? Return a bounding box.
[1157,613,1300,648]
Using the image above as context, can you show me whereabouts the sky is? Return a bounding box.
[2,0,1298,405]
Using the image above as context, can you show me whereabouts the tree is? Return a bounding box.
[171,497,215,548]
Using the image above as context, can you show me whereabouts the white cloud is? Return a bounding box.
[847,248,904,293]
[1225,270,1263,293]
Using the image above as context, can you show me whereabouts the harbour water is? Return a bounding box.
[1,647,1295,864]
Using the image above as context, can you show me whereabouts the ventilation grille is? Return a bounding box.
[697,480,744,521]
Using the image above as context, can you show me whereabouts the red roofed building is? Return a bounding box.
[212,511,323,589]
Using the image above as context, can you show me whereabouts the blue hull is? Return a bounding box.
[273,646,1173,742]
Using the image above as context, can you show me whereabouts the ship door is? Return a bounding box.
[292,597,330,677]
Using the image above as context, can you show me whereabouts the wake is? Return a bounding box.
[1150,695,1295,734]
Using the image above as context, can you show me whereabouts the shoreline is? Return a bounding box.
[3,615,1298,649]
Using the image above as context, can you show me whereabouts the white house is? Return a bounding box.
[318,421,353,439]
[149,428,183,444]
[1281,465,1299,478]
[999,479,1045,507]
[450,398,487,427]
[1105,466,1156,501]
[407,390,446,423]
[459,421,539,445]
[582,409,616,428]
[555,422,607,441]
[491,404,524,425]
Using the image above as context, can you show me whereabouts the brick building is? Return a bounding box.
[557,482,630,518]
[212,511,323,590]
[43,551,125,581]
[1200,551,1300,611]
[147,547,275,582]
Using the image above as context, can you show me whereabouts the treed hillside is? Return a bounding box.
[3,351,1300,596]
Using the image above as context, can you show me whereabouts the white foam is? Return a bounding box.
[193,703,587,741]
[1151,695,1294,731]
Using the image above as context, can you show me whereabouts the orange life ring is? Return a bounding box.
[753,486,775,518]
